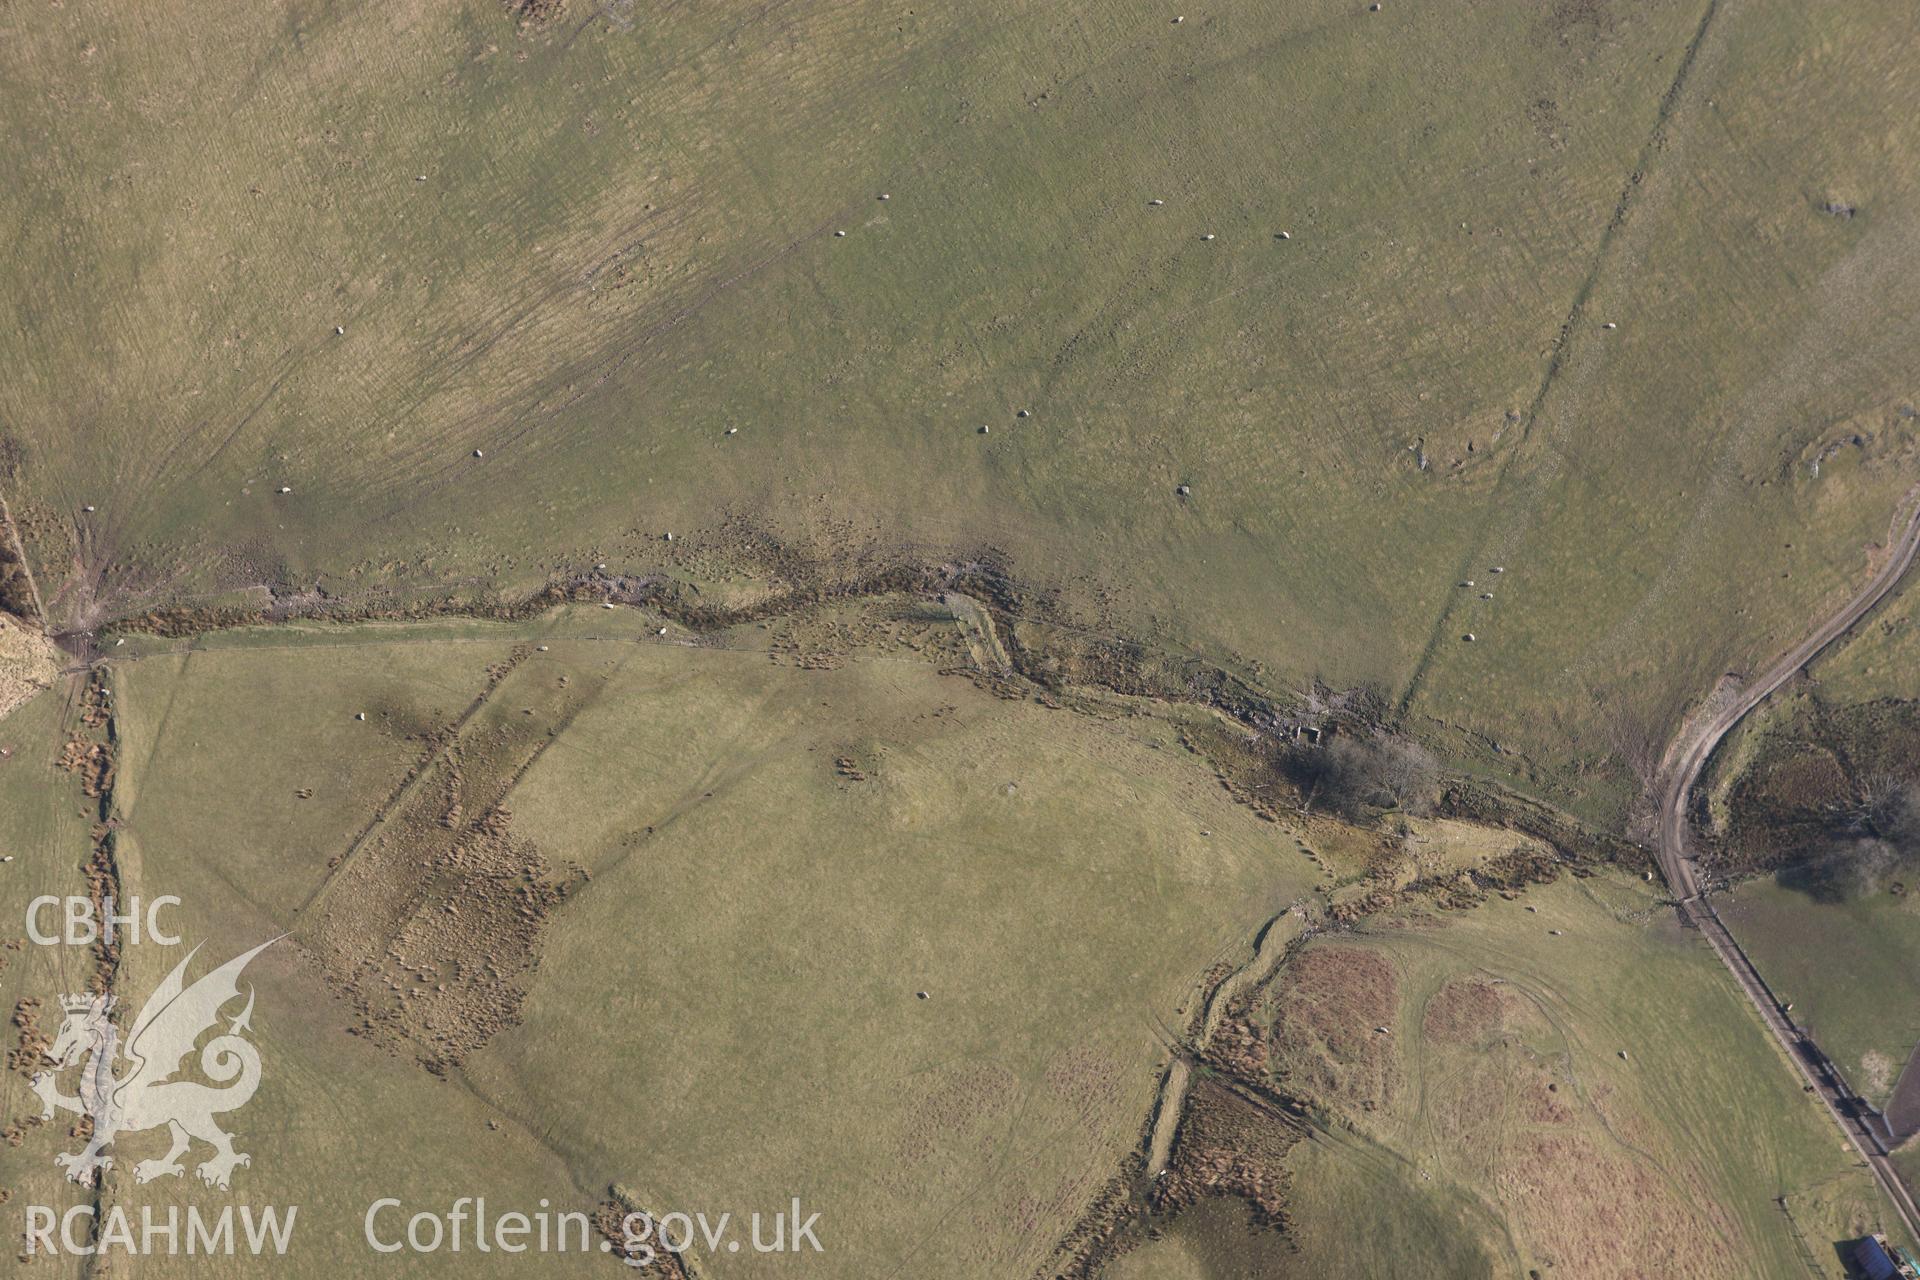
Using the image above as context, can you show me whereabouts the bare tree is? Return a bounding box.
[1826,773,1920,845]
[1309,735,1439,819]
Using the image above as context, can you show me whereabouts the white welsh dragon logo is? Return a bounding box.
[32,938,278,1190]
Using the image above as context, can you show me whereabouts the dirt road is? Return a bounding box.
[1652,496,1920,1241]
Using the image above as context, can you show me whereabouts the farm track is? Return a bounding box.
[1653,496,1920,1244]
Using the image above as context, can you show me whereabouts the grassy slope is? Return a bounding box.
[1376,874,1898,1279]
[1113,872,1898,1278]
[0,685,94,1277]
[1711,579,1920,1111]
[1,0,1917,1270]
[1720,877,1920,1109]
[2,618,1904,1275]
[9,2,1916,817]
[1406,0,1920,817]
[100,624,607,1276]
[476,641,1313,1276]
[1795,571,1920,712]
[18,615,1316,1275]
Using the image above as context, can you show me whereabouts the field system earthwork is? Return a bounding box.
[4,1,1920,1277]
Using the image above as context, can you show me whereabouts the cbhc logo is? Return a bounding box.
[27,896,183,946]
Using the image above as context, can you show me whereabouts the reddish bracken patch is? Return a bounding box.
[1421,977,1506,1045]
[1523,1077,1574,1124]
[1266,945,1399,1111]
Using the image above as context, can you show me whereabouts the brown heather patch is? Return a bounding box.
[1421,977,1508,1046]
[1263,946,1399,1114]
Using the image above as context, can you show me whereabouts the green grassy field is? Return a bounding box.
[7,1,1920,1274]
[0,636,603,1274]
[483,644,1305,1275]
[2,1,1916,822]
[0,609,1337,1274]
[0,686,98,1278]
[8,621,1894,1276]
[1721,879,1920,1109]
[1702,576,1920,1115]
[1400,0,1920,815]
[2,612,1909,1274]
[1113,872,1903,1278]
[1791,568,1920,710]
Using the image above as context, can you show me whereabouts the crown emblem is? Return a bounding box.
[59,993,112,1014]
